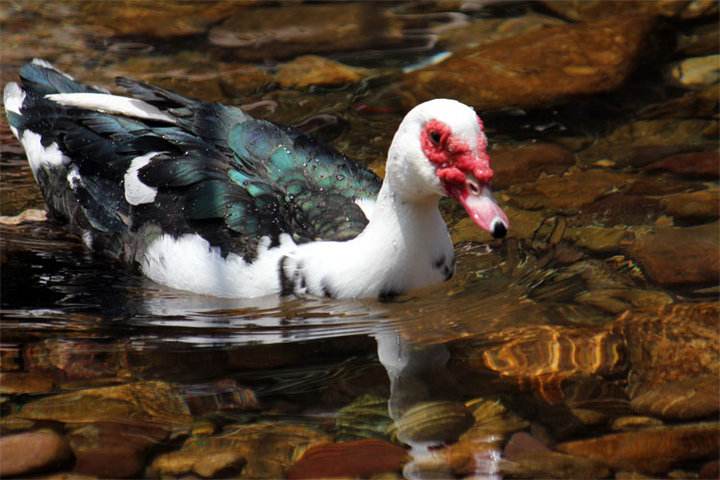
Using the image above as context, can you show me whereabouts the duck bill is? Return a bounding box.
[454,185,509,239]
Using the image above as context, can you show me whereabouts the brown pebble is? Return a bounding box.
[0,429,73,476]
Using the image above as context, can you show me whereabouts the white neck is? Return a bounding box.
[294,176,454,299]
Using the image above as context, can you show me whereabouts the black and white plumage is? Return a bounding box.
[4,59,508,299]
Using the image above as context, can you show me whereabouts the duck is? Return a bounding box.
[3,59,508,300]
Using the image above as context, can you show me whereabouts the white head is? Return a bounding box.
[386,99,509,238]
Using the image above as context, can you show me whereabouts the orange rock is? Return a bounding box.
[0,429,72,477]
[287,439,408,479]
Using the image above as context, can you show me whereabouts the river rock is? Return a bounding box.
[391,401,474,445]
[626,223,719,287]
[611,416,664,431]
[678,23,720,56]
[336,394,392,441]
[16,381,193,430]
[542,0,717,20]
[0,208,47,225]
[276,55,369,88]
[500,432,610,479]
[644,150,720,179]
[405,15,656,111]
[491,143,575,190]
[69,422,166,478]
[75,0,241,38]
[0,371,54,394]
[557,422,720,474]
[0,429,72,477]
[660,189,720,221]
[209,3,403,60]
[23,338,129,382]
[670,55,720,88]
[507,169,633,212]
[287,439,408,479]
[149,422,331,479]
[614,303,720,419]
[576,193,663,226]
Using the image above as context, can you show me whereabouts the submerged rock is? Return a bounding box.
[557,422,720,474]
[336,394,392,441]
[405,15,656,110]
[0,429,72,477]
[501,431,610,479]
[644,150,720,179]
[626,223,719,287]
[660,189,720,222]
[391,401,474,445]
[0,371,54,394]
[149,422,331,479]
[16,381,193,430]
[614,303,720,419]
[670,55,720,89]
[276,55,369,88]
[490,143,575,191]
[0,208,47,225]
[287,439,408,479]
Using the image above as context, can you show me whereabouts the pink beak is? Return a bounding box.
[452,174,509,238]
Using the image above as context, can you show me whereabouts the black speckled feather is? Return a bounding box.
[9,62,382,262]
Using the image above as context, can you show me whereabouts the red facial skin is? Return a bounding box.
[420,118,492,196]
[420,117,508,234]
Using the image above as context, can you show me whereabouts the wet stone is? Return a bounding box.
[149,422,331,479]
[0,208,47,225]
[557,422,720,474]
[69,422,166,478]
[405,15,656,110]
[0,429,73,477]
[391,401,474,445]
[614,303,720,420]
[660,189,720,222]
[336,394,392,441]
[16,381,193,430]
[626,223,719,287]
[276,55,369,89]
[501,431,610,479]
[24,339,130,383]
[287,439,408,480]
[611,416,664,432]
[670,55,720,89]
[678,23,720,56]
[540,0,688,21]
[490,143,575,191]
[0,371,54,394]
[644,150,720,180]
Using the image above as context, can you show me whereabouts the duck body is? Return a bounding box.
[4,60,507,299]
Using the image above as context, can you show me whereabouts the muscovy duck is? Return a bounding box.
[4,59,508,299]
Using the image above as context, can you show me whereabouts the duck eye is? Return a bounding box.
[429,131,441,145]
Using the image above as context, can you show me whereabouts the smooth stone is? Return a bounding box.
[209,3,403,59]
[660,189,720,221]
[644,150,720,179]
[678,23,720,56]
[335,394,392,441]
[576,193,663,226]
[451,206,544,244]
[576,288,673,315]
[611,416,664,431]
[670,55,720,88]
[150,422,331,479]
[0,344,21,371]
[500,435,610,479]
[23,338,129,382]
[614,303,719,419]
[438,13,566,52]
[405,15,656,111]
[69,422,167,478]
[557,422,720,474]
[699,459,719,479]
[541,0,686,20]
[508,169,633,212]
[0,429,73,477]
[490,142,575,190]
[0,208,47,225]
[626,223,719,287]
[565,226,635,254]
[392,401,474,445]
[0,371,54,394]
[76,0,242,38]
[287,439,408,479]
[276,55,369,88]
[16,381,193,430]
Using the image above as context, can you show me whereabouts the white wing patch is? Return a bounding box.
[20,130,70,178]
[141,233,297,298]
[354,197,376,221]
[45,93,176,124]
[31,58,75,80]
[124,152,160,206]
[3,82,25,118]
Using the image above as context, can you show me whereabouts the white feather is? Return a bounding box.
[141,233,297,298]
[124,152,160,205]
[45,93,176,124]
[66,165,82,190]
[3,82,25,117]
[20,130,69,178]
[354,197,376,221]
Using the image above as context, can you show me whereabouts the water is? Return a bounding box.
[1,1,718,478]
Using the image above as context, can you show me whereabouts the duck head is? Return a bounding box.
[386,99,509,238]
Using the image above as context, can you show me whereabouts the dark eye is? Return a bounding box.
[429,130,441,145]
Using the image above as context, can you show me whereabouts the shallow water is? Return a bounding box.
[1,1,718,479]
